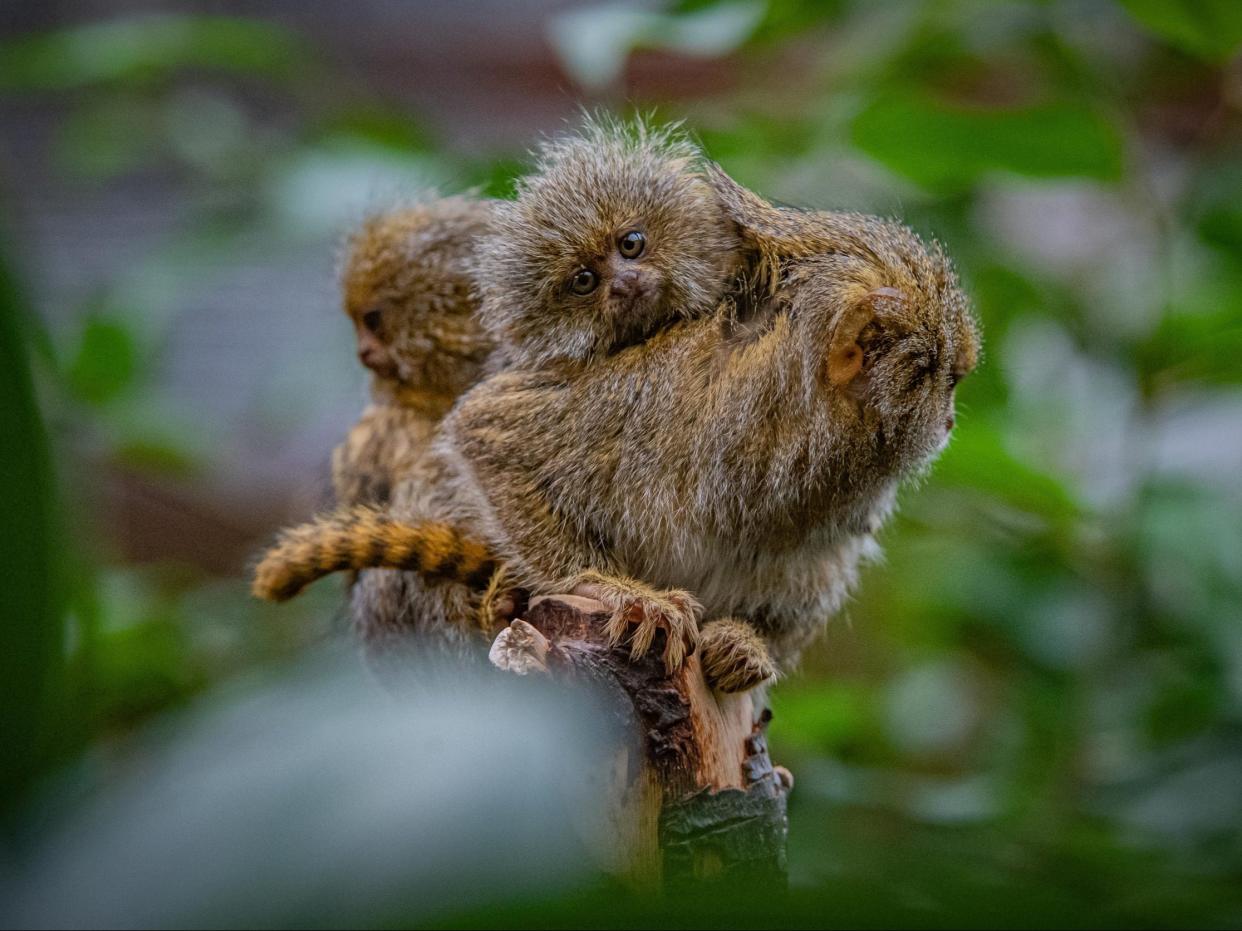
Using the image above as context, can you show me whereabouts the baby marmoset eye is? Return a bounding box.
[362,308,383,333]
[617,230,646,258]
[570,268,600,295]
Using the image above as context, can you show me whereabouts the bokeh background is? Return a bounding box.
[2,1,1241,926]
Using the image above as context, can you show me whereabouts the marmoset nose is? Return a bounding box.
[945,414,955,431]
[610,270,641,298]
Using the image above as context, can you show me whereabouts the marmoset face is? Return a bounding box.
[347,300,399,381]
[525,183,727,351]
[477,121,740,365]
[851,257,979,466]
[341,201,492,392]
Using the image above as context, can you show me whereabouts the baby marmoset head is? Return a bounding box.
[474,115,741,366]
[342,196,496,400]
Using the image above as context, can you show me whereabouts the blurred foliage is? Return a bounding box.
[0,15,310,89]
[0,237,63,810]
[1120,0,1242,61]
[1,0,1241,926]
[850,94,1125,189]
[549,1,766,90]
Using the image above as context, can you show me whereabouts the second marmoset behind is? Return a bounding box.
[331,195,496,508]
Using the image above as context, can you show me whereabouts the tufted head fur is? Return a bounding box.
[474,115,741,367]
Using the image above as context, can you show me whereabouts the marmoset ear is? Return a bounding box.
[704,162,834,261]
[826,287,905,386]
[705,163,777,234]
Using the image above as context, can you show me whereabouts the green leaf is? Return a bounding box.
[548,1,765,91]
[850,93,1125,190]
[0,15,309,90]
[67,315,139,406]
[1135,307,1242,390]
[1120,0,1242,62]
[773,682,874,753]
[460,156,528,200]
[114,435,200,478]
[747,0,850,43]
[74,617,203,731]
[934,422,1080,524]
[318,108,438,156]
[55,96,161,180]
[0,240,63,809]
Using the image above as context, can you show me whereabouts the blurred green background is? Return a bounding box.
[2,0,1240,926]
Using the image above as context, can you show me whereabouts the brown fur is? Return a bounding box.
[699,618,778,694]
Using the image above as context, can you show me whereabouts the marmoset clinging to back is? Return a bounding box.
[474,114,742,368]
[330,196,495,508]
[254,164,978,688]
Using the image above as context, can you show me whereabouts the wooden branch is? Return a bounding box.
[489,594,790,887]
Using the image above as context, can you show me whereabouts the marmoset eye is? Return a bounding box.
[618,230,646,259]
[362,309,383,332]
[570,268,600,294]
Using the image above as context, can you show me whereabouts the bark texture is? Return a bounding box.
[489,594,790,886]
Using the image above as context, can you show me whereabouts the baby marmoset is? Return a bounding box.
[254,195,497,612]
[256,117,743,665]
[476,114,741,367]
[254,195,498,659]
[331,196,495,509]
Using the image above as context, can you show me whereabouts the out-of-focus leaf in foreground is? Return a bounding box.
[0,240,63,809]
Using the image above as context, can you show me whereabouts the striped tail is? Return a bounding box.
[251,505,496,602]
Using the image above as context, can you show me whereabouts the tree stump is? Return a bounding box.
[488,594,790,887]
